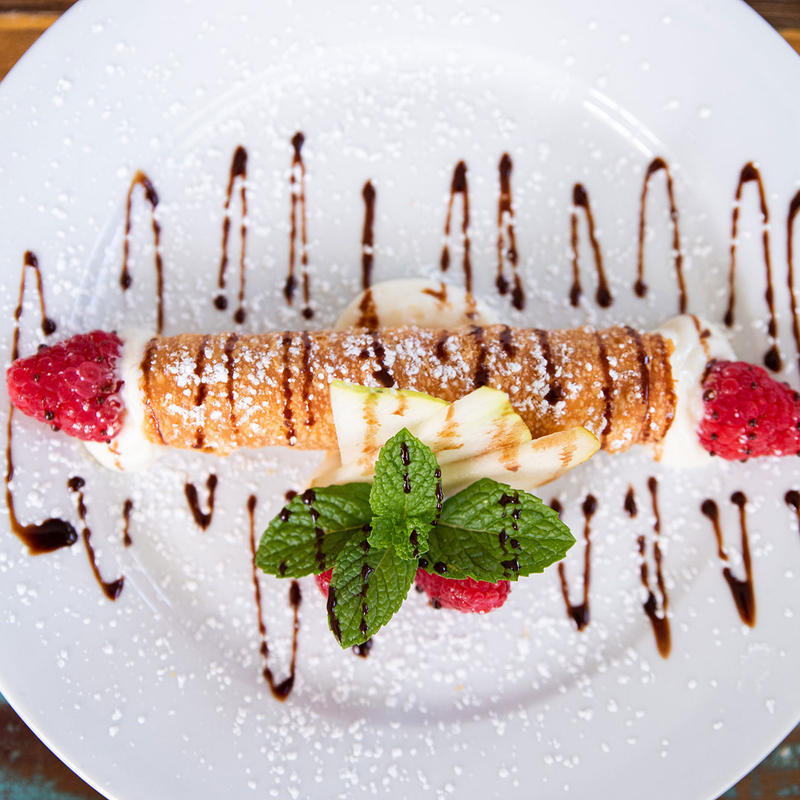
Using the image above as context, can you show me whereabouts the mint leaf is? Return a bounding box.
[368,428,442,558]
[369,516,432,560]
[420,478,575,582]
[326,530,417,648]
[256,484,372,578]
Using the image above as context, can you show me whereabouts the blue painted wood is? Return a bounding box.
[0,692,105,799]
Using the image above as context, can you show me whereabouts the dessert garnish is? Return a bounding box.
[7,330,123,441]
[698,360,800,459]
[256,427,575,648]
[314,381,599,493]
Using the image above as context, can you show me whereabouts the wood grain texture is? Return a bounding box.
[748,0,800,29]
[0,0,75,11]
[0,12,57,80]
[0,2,798,800]
[0,696,105,799]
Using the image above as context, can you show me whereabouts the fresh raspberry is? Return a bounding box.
[315,568,332,597]
[698,360,800,460]
[317,567,509,614]
[415,569,510,613]
[6,331,124,443]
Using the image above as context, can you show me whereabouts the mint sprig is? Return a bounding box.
[327,530,417,649]
[256,428,575,649]
[368,428,441,559]
[419,477,574,583]
[255,484,372,577]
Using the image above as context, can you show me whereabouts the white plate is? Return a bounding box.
[1,1,799,798]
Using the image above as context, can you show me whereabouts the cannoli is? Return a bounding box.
[7,315,798,468]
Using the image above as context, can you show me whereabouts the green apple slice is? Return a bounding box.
[330,380,447,470]
[410,387,532,464]
[440,426,600,495]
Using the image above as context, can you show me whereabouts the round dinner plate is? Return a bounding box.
[1,1,799,798]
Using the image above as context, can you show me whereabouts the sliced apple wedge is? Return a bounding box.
[314,381,600,493]
[410,387,532,464]
[329,380,446,470]
[441,427,600,495]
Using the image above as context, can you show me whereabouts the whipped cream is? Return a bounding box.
[654,314,735,467]
[84,329,161,471]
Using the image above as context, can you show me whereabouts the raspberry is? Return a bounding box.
[317,567,509,614]
[315,568,332,597]
[415,569,510,613]
[6,331,124,443]
[698,360,800,460]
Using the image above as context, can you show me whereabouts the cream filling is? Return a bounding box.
[653,314,735,468]
[84,329,160,472]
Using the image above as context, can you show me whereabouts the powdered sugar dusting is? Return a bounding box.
[0,1,799,799]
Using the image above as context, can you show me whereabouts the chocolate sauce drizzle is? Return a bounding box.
[68,476,124,601]
[192,335,210,449]
[700,493,756,627]
[557,495,596,631]
[352,638,373,658]
[470,325,489,389]
[284,132,312,319]
[497,491,523,576]
[280,333,297,445]
[635,157,685,313]
[594,332,613,447]
[184,474,218,530]
[359,332,395,388]
[725,162,781,372]
[224,333,239,441]
[5,252,77,554]
[122,499,133,547]
[534,330,563,404]
[570,183,612,308]
[120,171,164,334]
[246,495,302,700]
[440,161,475,314]
[496,153,524,310]
[300,330,315,428]
[355,180,379,329]
[786,190,800,372]
[623,487,637,518]
[15,252,56,343]
[301,488,326,572]
[215,145,248,324]
[785,490,800,540]
[327,585,342,643]
[634,479,671,658]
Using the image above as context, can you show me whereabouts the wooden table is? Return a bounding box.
[0,1,799,798]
